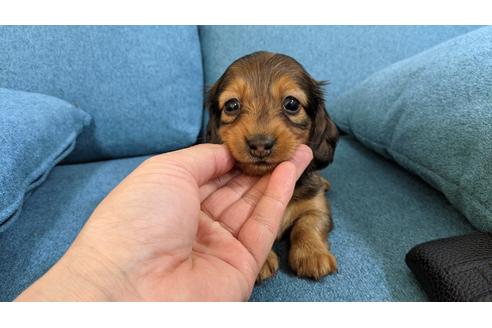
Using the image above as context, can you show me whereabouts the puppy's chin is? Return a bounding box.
[237,161,278,176]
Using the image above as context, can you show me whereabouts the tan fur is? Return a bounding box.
[214,53,312,176]
[271,75,308,105]
[321,176,331,191]
[287,191,337,279]
[257,189,337,281]
[257,250,279,283]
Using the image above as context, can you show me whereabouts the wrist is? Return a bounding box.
[15,244,134,301]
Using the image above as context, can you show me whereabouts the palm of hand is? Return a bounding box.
[128,163,263,301]
[75,145,309,301]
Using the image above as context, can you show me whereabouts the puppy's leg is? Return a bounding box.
[288,192,337,279]
[256,250,279,283]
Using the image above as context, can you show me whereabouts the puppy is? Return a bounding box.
[205,51,339,282]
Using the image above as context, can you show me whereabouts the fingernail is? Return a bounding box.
[296,144,313,160]
[275,146,313,182]
[290,145,313,176]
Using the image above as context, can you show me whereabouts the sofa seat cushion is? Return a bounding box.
[0,155,148,301]
[0,26,203,163]
[0,137,474,301]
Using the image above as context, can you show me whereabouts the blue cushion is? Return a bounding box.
[0,155,147,300]
[330,27,492,232]
[0,88,90,232]
[199,26,479,107]
[0,26,204,163]
[0,137,473,301]
[251,136,473,301]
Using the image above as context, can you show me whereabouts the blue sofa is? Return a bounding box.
[0,26,484,301]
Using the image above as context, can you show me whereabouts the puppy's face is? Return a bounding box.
[206,52,338,176]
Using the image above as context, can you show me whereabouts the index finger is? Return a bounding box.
[155,144,235,187]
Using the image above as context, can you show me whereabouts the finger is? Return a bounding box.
[201,174,260,218]
[214,176,269,234]
[155,144,235,186]
[237,145,312,270]
[237,161,299,270]
[288,144,315,180]
[199,169,240,202]
[218,144,313,235]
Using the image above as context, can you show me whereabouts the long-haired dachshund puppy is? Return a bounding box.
[205,51,339,282]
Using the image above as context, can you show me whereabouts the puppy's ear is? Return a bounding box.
[205,81,222,144]
[308,82,339,170]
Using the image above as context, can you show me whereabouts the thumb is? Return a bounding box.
[237,144,313,271]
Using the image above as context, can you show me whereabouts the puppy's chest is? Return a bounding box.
[277,172,328,237]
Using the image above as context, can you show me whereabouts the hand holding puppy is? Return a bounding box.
[16,144,312,301]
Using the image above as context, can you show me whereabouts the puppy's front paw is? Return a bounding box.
[289,246,337,280]
[256,251,279,284]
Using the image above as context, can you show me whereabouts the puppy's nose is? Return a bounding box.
[247,134,275,159]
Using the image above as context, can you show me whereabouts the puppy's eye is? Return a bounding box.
[224,98,241,114]
[283,96,300,114]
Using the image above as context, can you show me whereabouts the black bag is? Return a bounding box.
[405,232,492,301]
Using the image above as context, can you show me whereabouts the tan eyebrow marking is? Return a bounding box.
[271,74,308,106]
[218,78,247,109]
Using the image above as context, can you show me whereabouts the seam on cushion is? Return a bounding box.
[350,131,491,227]
[0,131,79,232]
[335,121,351,134]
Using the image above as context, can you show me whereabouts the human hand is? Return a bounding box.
[16,143,312,301]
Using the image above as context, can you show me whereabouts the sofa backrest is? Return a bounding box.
[0,26,204,163]
[199,26,479,108]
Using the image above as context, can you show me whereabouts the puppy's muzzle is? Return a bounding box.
[246,134,276,159]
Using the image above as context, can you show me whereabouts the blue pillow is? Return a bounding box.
[330,27,492,231]
[0,26,203,163]
[0,88,91,231]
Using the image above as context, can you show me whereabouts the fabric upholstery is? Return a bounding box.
[199,26,479,107]
[0,88,90,232]
[0,155,147,300]
[330,27,492,232]
[250,136,474,301]
[0,137,473,301]
[0,26,204,163]
[0,25,482,302]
